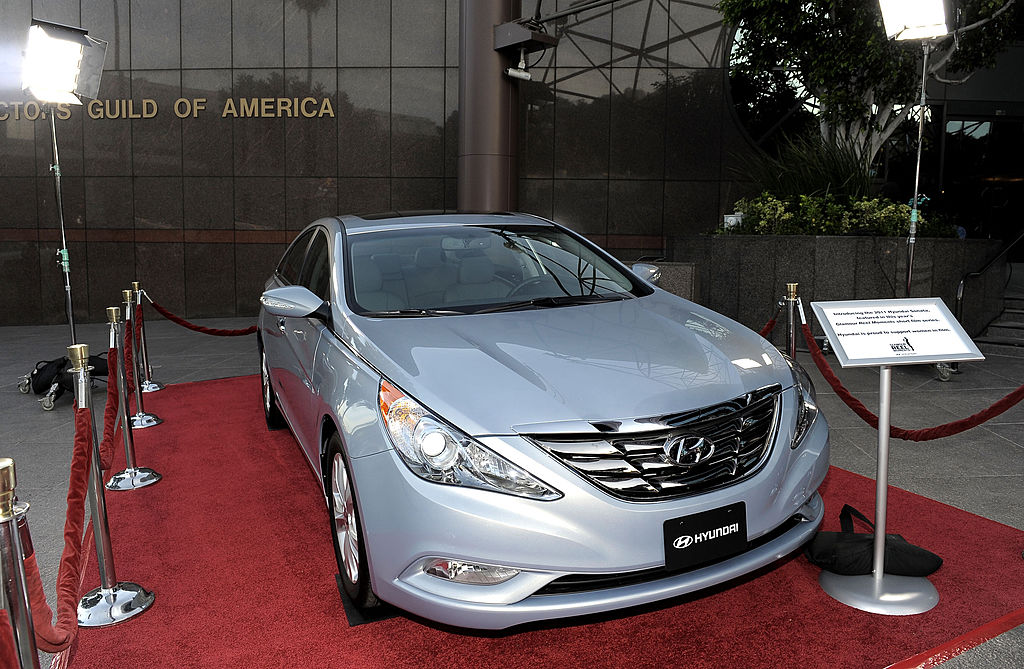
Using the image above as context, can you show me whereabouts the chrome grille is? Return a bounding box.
[529,385,782,502]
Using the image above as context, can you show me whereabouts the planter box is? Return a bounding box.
[668,235,1005,341]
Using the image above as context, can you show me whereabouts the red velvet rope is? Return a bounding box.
[759,318,777,338]
[99,346,119,470]
[24,406,94,653]
[148,299,257,336]
[801,323,1024,441]
[135,300,144,345]
[124,317,136,392]
[0,611,17,667]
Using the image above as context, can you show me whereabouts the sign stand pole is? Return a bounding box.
[818,364,939,615]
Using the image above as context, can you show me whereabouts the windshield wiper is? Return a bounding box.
[474,293,630,314]
[360,308,468,317]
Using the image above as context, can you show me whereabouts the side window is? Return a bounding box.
[301,231,332,303]
[278,229,315,284]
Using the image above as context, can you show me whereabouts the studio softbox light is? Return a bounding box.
[23,19,107,104]
[878,0,949,41]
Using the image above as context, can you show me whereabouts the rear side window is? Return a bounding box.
[301,231,331,302]
[278,229,315,284]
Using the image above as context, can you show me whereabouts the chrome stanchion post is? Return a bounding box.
[132,282,163,393]
[123,290,162,430]
[786,283,798,358]
[104,308,162,492]
[69,344,155,627]
[0,459,40,669]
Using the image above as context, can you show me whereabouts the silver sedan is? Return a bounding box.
[258,212,829,629]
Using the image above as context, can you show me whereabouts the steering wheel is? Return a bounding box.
[508,276,554,297]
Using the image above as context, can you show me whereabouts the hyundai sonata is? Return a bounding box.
[258,212,829,629]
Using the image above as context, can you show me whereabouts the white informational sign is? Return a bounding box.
[811,298,985,368]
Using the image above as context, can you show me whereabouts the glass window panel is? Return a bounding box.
[610,68,666,179]
[338,0,390,66]
[182,69,233,176]
[667,1,727,68]
[286,0,337,69]
[555,0,612,68]
[392,68,444,177]
[301,230,332,301]
[233,0,284,68]
[130,1,180,69]
[279,228,315,284]
[338,68,390,177]
[82,0,131,70]
[232,70,286,176]
[131,70,182,175]
[553,69,611,178]
[182,0,231,69]
[393,0,445,66]
[612,0,669,68]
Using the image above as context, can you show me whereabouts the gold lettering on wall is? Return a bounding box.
[0,101,71,121]
[86,99,159,119]
[220,97,336,118]
[1,98,335,121]
[173,98,208,118]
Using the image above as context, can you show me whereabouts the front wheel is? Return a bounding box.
[260,343,285,430]
[326,433,379,610]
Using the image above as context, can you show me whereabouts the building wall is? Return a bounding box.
[0,0,754,325]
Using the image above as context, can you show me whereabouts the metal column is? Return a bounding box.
[458,0,521,212]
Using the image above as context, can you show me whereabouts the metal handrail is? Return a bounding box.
[955,229,1024,325]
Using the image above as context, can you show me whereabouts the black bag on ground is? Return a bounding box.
[30,354,108,397]
[805,504,942,577]
[30,357,70,394]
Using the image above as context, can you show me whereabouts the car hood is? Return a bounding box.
[341,291,794,436]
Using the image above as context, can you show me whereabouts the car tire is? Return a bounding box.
[325,432,379,610]
[260,341,286,430]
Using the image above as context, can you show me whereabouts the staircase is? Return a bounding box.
[975,263,1024,353]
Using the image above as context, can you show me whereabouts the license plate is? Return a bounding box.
[663,502,747,572]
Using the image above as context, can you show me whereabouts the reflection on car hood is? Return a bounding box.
[344,291,793,436]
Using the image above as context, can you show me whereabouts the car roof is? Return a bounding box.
[337,211,553,232]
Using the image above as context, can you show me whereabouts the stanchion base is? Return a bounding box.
[819,570,938,615]
[105,466,162,491]
[77,582,155,627]
[141,380,164,393]
[131,412,163,429]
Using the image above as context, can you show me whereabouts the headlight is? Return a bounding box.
[378,380,562,500]
[784,355,818,448]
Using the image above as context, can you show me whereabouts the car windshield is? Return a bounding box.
[345,224,645,315]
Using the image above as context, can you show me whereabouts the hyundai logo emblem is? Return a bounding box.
[673,535,693,549]
[665,435,716,467]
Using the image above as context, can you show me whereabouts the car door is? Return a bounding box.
[264,228,316,425]
[285,228,331,455]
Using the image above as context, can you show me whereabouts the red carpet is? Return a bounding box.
[66,376,1024,668]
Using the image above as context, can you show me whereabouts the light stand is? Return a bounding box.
[48,105,76,344]
[877,0,949,296]
[22,19,107,345]
[907,42,932,297]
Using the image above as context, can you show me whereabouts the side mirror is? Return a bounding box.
[261,286,330,322]
[631,262,662,286]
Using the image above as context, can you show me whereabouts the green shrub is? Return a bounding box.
[726,192,955,237]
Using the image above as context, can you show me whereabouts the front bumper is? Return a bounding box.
[347,390,829,629]
[388,493,823,629]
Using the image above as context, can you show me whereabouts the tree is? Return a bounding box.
[719,0,1020,169]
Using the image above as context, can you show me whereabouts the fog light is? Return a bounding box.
[424,558,520,585]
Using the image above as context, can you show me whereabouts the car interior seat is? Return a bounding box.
[352,257,406,311]
[442,256,513,306]
[407,248,459,308]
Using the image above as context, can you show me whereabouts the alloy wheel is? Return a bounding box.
[332,452,360,585]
